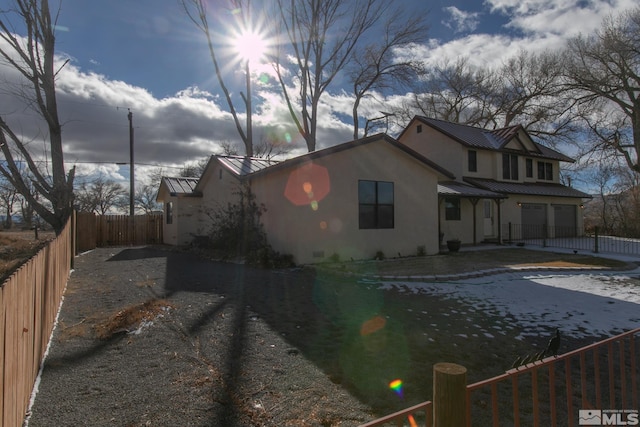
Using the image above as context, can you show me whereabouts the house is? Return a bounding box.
[156,117,591,264]
[157,133,454,264]
[397,117,591,244]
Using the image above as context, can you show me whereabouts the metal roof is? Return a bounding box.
[464,177,592,198]
[438,181,506,199]
[161,177,200,195]
[415,117,574,162]
[216,155,281,176]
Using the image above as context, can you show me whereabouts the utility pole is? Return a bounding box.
[128,109,134,216]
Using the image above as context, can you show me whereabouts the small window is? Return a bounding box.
[417,124,422,133]
[526,159,533,178]
[468,150,477,172]
[359,180,394,229]
[502,153,519,180]
[537,162,553,180]
[445,198,461,221]
[166,202,173,225]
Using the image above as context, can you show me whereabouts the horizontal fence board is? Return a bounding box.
[76,213,163,250]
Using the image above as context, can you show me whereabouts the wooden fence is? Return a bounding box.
[1,218,72,427]
[360,327,640,427]
[76,213,163,252]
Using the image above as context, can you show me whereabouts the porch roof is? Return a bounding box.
[438,181,506,199]
[464,177,592,198]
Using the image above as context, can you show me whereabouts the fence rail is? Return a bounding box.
[1,218,72,427]
[361,328,640,426]
[503,223,640,257]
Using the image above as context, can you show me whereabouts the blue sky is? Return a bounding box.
[1,0,636,189]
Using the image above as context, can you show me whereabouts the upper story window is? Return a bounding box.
[538,161,553,180]
[359,180,394,229]
[468,150,477,172]
[502,153,519,180]
[526,159,533,178]
[417,124,423,133]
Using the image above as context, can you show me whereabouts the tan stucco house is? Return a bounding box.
[157,118,591,264]
[157,133,454,264]
[397,117,591,245]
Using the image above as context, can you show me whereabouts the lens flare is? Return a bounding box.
[389,379,403,397]
[408,414,418,427]
[360,315,386,336]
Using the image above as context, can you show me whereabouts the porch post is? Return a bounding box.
[470,198,479,246]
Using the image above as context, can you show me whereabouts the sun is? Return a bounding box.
[233,29,267,65]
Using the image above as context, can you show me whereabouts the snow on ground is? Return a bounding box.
[381,267,640,340]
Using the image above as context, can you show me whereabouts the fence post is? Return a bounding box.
[508,222,512,243]
[543,223,547,247]
[594,226,599,253]
[433,362,468,427]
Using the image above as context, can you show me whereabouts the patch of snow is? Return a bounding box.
[380,267,640,339]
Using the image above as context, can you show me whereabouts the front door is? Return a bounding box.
[483,200,495,238]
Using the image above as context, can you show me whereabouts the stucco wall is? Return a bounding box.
[251,140,442,264]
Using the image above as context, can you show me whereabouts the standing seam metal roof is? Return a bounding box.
[416,117,574,162]
[161,177,200,195]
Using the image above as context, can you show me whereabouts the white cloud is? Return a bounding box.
[442,6,480,34]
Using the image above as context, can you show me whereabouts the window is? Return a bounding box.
[166,202,173,225]
[359,180,394,229]
[502,153,519,180]
[445,198,461,221]
[468,150,477,172]
[526,158,533,178]
[417,124,423,133]
[537,161,553,180]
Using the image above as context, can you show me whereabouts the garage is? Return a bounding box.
[521,203,547,238]
[553,204,577,237]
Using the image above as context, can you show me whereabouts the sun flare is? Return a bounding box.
[234,30,267,65]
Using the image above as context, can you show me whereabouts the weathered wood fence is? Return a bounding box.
[76,212,163,252]
[360,327,640,427]
[0,218,73,427]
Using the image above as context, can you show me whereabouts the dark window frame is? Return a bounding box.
[166,202,173,225]
[537,161,553,180]
[468,150,477,172]
[526,158,533,178]
[445,197,461,221]
[358,180,394,229]
[502,153,519,180]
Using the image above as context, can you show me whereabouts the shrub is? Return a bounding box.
[200,185,294,268]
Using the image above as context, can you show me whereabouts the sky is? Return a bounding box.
[1,0,637,191]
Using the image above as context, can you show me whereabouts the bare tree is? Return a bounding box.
[0,0,75,234]
[411,57,493,125]
[563,7,640,173]
[181,0,257,157]
[273,0,387,151]
[348,10,427,139]
[135,184,161,214]
[74,176,127,215]
[0,177,18,229]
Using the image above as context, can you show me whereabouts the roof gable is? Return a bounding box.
[402,116,573,162]
[246,133,455,180]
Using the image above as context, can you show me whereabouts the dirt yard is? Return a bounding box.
[23,245,636,426]
[0,230,55,282]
